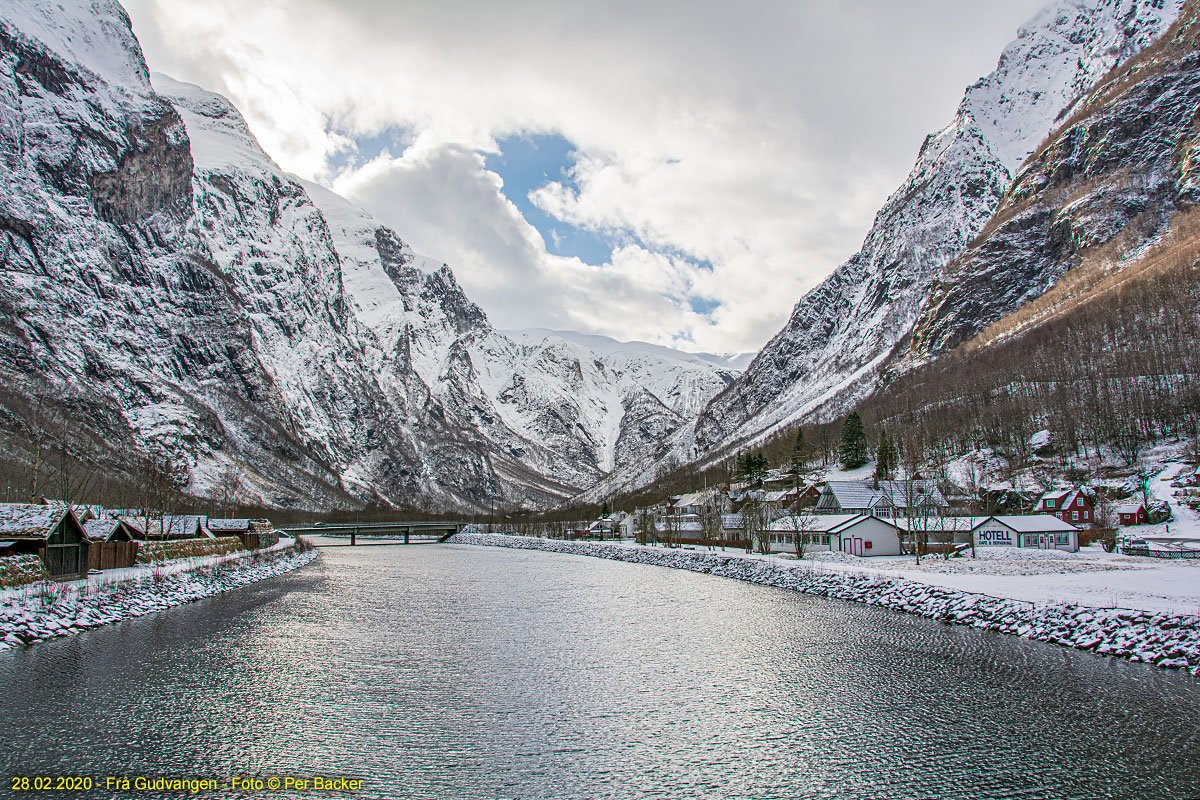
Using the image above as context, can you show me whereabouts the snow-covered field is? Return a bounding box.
[837,547,1200,616]
[0,542,318,649]
[451,533,1200,676]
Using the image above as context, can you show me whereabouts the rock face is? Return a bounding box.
[0,1,736,510]
[583,0,1183,500]
[905,0,1200,358]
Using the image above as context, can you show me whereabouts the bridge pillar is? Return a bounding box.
[404,528,410,545]
[351,527,356,546]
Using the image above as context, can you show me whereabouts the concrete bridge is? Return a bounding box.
[281,521,468,546]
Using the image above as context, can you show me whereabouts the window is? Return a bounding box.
[1072,511,1079,521]
[1044,500,1052,509]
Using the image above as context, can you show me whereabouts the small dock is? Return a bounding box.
[281,521,467,546]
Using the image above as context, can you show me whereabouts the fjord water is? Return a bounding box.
[2,545,1198,799]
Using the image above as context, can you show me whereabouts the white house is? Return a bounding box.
[971,515,1079,552]
[767,514,902,557]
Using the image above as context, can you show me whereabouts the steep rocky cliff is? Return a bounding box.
[0,1,736,510]
[905,0,1200,359]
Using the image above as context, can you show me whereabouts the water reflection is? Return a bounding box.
[2,544,1198,799]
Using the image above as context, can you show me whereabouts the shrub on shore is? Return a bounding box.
[0,555,48,589]
[136,536,246,565]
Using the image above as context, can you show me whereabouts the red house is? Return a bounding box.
[1033,488,1094,524]
[1116,502,1148,526]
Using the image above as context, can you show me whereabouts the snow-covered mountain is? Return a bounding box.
[0,0,735,510]
[905,0,1200,360]
[506,329,740,419]
[580,0,1183,502]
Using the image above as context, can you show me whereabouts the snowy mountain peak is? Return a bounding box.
[963,0,1184,175]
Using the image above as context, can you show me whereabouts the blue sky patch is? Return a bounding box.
[688,296,721,315]
[328,124,413,175]
[484,133,615,265]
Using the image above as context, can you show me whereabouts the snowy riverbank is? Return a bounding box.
[0,544,318,649]
[450,533,1200,677]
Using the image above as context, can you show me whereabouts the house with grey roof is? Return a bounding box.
[814,481,947,519]
[970,515,1079,552]
[767,514,903,556]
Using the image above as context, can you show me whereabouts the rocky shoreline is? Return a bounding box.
[0,548,319,649]
[451,533,1200,677]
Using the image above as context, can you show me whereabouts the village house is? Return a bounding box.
[670,489,727,518]
[1033,488,1094,524]
[0,503,90,578]
[814,480,947,519]
[971,515,1079,552]
[893,516,983,548]
[767,514,903,557]
[1116,502,1148,526]
[121,514,215,540]
[762,469,796,492]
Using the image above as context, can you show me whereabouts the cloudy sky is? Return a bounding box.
[123,0,1046,355]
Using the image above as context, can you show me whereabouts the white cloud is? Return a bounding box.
[123,0,1047,353]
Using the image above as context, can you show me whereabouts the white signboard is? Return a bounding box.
[977,528,1013,546]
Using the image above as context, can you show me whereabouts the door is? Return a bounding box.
[845,537,864,556]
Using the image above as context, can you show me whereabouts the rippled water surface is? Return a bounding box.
[3,543,1199,799]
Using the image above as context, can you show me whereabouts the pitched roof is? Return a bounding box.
[207,518,251,532]
[656,520,702,533]
[769,514,862,533]
[972,515,1078,533]
[1116,503,1146,514]
[893,516,985,532]
[127,514,214,539]
[0,503,67,538]
[83,518,120,541]
[820,481,946,510]
[1034,487,1090,509]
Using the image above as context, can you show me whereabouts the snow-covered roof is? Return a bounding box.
[721,513,744,529]
[769,514,865,533]
[972,515,1078,533]
[656,521,702,533]
[130,515,214,539]
[893,516,985,532]
[0,504,68,538]
[819,481,946,511]
[207,518,251,532]
[83,519,119,541]
[673,489,721,508]
[763,490,796,503]
[1033,487,1090,509]
[1116,503,1146,514]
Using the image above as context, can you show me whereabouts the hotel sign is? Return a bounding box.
[977,528,1013,546]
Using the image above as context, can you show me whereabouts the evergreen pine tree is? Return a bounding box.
[735,451,749,484]
[874,430,897,483]
[790,428,808,484]
[839,412,868,469]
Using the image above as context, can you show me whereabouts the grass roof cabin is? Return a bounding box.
[0,503,89,578]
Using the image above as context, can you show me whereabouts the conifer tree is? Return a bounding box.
[839,412,868,470]
[875,429,898,483]
[789,428,809,486]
